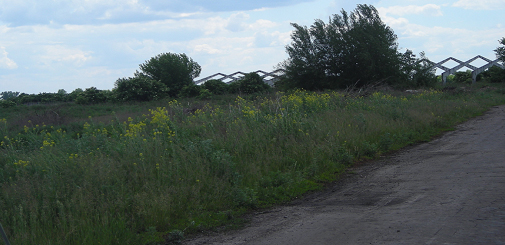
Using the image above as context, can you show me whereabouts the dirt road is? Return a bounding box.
[185,105,505,245]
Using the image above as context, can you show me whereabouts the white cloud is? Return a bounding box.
[38,45,92,67]
[193,44,221,54]
[378,4,443,16]
[381,15,409,29]
[0,47,18,69]
[226,12,250,32]
[254,30,292,47]
[452,0,505,10]
[0,0,314,26]
[383,16,505,59]
[249,19,279,30]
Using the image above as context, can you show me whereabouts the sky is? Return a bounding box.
[0,0,504,94]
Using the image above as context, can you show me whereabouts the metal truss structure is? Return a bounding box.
[194,56,503,86]
[194,69,286,86]
[429,56,504,84]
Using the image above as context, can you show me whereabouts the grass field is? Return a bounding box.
[1,83,505,244]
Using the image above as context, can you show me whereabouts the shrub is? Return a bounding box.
[0,100,16,108]
[114,75,169,101]
[453,70,473,84]
[232,73,271,94]
[197,89,212,100]
[480,66,505,83]
[227,80,241,94]
[75,87,109,104]
[241,73,271,94]
[68,88,84,102]
[202,79,228,95]
[178,83,202,98]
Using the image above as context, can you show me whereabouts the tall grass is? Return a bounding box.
[1,86,504,244]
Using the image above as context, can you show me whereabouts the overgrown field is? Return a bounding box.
[1,85,505,244]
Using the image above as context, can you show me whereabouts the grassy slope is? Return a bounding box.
[1,83,505,245]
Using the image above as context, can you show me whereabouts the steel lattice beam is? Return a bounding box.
[429,56,504,84]
[194,69,286,86]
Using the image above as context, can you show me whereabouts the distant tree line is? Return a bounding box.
[0,54,272,108]
[2,6,504,108]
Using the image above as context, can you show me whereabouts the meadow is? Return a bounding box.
[1,84,505,244]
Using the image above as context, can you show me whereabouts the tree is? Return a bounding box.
[0,91,20,100]
[114,75,169,101]
[280,4,433,90]
[495,37,505,63]
[398,50,437,87]
[138,53,201,97]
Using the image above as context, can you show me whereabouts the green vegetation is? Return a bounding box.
[278,4,436,90]
[2,83,505,244]
[115,75,170,102]
[1,5,505,245]
[495,37,505,63]
[137,52,202,98]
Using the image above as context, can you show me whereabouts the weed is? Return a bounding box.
[0,87,504,244]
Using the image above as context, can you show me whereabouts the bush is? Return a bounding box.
[227,80,241,94]
[239,73,271,94]
[202,79,228,95]
[68,88,84,102]
[480,66,505,83]
[0,100,16,108]
[75,87,109,104]
[197,88,212,100]
[229,73,271,94]
[453,70,473,84]
[178,83,202,98]
[114,75,169,101]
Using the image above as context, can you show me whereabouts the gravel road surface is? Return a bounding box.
[185,105,505,245]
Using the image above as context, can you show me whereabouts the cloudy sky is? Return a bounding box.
[0,0,504,94]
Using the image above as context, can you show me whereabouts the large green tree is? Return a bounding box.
[280,4,433,90]
[495,37,505,63]
[138,53,201,97]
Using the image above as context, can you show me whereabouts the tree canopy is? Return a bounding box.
[495,37,505,63]
[138,53,201,97]
[280,4,435,90]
